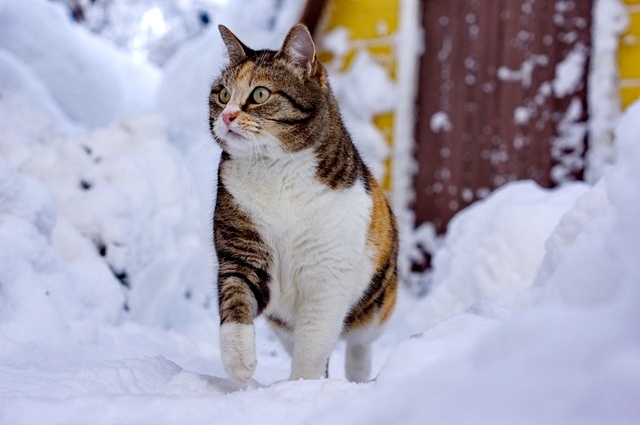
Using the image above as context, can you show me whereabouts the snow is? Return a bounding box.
[552,43,587,98]
[0,50,77,130]
[406,180,589,329]
[587,0,627,183]
[392,0,422,280]
[430,111,453,133]
[1,0,640,423]
[501,20,592,185]
[77,0,221,66]
[513,105,531,125]
[551,97,588,183]
[0,0,160,128]
[497,54,548,88]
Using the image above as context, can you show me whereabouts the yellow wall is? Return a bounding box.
[316,0,400,190]
[620,0,640,109]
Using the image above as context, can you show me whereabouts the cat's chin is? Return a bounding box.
[218,128,245,141]
[220,135,290,160]
[216,131,253,155]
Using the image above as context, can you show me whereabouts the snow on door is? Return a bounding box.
[412,0,593,239]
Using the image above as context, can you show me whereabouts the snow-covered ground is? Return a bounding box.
[1,0,639,423]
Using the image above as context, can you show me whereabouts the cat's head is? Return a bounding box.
[210,24,329,159]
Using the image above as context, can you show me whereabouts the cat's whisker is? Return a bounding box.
[177,136,217,195]
[244,134,265,176]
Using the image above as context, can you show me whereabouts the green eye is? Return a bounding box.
[251,87,271,104]
[219,87,231,104]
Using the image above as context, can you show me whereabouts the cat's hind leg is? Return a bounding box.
[343,325,382,383]
[345,341,371,383]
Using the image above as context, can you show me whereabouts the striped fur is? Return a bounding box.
[211,24,398,383]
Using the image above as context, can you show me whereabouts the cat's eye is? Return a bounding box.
[250,87,271,104]
[219,87,231,104]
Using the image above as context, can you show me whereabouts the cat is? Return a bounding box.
[210,23,398,383]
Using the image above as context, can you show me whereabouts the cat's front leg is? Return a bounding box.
[220,319,256,382]
[217,275,262,382]
[214,182,272,382]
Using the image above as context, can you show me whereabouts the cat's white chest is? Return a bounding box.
[221,151,373,323]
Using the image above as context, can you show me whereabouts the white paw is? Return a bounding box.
[220,322,256,382]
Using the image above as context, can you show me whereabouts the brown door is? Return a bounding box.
[413,0,593,239]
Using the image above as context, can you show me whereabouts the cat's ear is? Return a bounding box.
[277,24,317,77]
[219,25,252,63]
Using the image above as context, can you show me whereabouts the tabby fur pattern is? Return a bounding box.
[210,23,398,383]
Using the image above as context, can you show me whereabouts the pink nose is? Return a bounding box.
[222,111,238,126]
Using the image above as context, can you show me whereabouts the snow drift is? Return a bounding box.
[0,0,639,423]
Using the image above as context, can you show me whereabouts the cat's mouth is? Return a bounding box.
[221,126,245,141]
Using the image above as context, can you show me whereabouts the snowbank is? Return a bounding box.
[0,50,76,129]
[0,93,213,329]
[407,180,588,330]
[0,0,159,127]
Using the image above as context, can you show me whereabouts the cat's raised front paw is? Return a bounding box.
[220,322,256,382]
